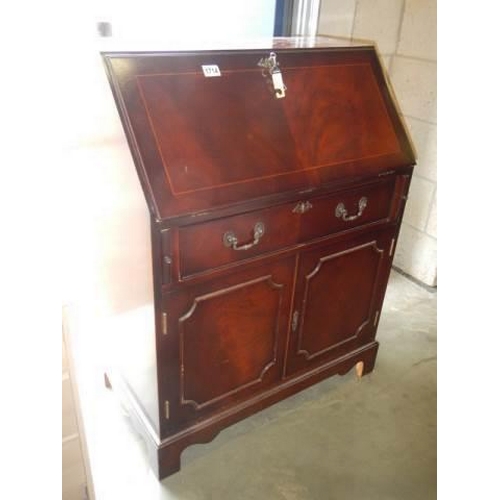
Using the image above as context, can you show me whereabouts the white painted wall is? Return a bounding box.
[318,0,437,286]
[63,0,276,147]
[99,0,276,41]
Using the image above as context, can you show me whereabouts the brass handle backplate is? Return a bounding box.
[335,197,368,222]
[223,222,265,251]
[292,201,313,214]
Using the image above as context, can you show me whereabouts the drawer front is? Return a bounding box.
[298,177,396,242]
[178,177,398,278]
[178,203,300,277]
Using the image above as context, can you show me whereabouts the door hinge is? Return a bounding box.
[389,238,396,257]
[291,310,299,332]
[161,312,168,335]
[164,400,170,420]
[373,310,380,326]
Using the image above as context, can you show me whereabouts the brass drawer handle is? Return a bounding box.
[292,201,313,214]
[335,197,368,222]
[223,222,265,251]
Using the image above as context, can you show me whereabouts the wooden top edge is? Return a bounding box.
[99,35,374,55]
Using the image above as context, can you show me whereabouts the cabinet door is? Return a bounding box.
[161,256,295,432]
[284,229,394,376]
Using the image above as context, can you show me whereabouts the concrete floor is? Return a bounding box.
[76,270,436,500]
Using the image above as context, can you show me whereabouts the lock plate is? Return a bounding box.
[257,52,287,99]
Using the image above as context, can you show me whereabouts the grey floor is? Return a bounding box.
[79,270,436,500]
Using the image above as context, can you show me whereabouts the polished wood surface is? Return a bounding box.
[163,257,295,431]
[102,45,414,220]
[285,228,393,376]
[178,177,397,278]
[136,63,398,193]
[178,203,300,277]
[102,39,415,479]
[98,35,373,54]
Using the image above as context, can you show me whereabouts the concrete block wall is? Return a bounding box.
[318,0,437,286]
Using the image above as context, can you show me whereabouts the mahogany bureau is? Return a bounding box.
[101,36,415,479]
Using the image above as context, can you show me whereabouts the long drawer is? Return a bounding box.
[177,176,398,277]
